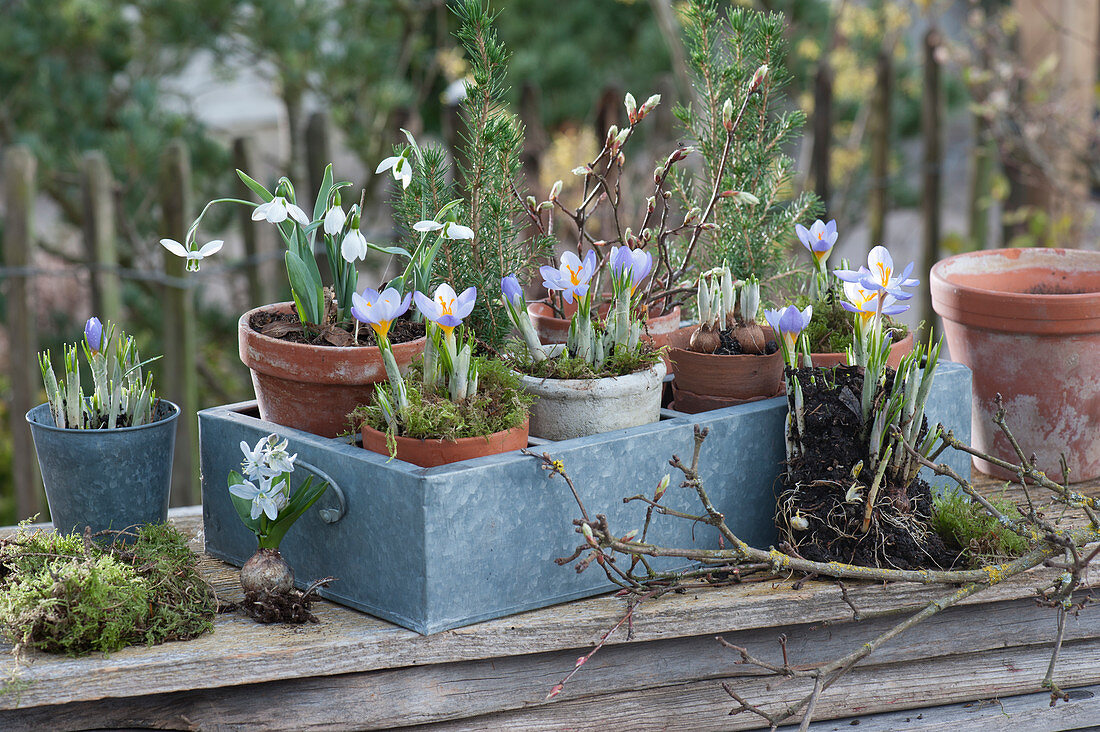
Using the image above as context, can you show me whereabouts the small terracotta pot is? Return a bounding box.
[931,248,1100,482]
[669,382,783,414]
[239,303,425,438]
[360,419,530,468]
[527,300,682,347]
[667,325,784,403]
[811,331,915,369]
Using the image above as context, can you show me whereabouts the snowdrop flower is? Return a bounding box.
[84,317,103,354]
[414,219,475,241]
[351,287,412,343]
[341,222,369,263]
[251,196,309,226]
[160,238,224,272]
[323,204,346,236]
[540,250,597,305]
[376,151,412,189]
[610,246,653,296]
[413,283,477,335]
[229,476,288,521]
[796,219,838,268]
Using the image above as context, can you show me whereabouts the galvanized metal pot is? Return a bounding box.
[26,400,179,536]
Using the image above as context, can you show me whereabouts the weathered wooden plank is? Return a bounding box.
[80,150,122,326]
[404,641,1100,732]
[800,684,1100,732]
[3,597,1094,732]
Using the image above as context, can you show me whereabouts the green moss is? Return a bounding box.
[932,491,1034,565]
[0,523,216,656]
[516,344,661,380]
[353,357,533,442]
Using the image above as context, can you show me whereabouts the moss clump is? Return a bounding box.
[516,343,661,380]
[932,491,1035,565]
[0,523,216,656]
[353,357,533,441]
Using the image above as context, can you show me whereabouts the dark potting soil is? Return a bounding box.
[251,310,425,348]
[714,328,779,356]
[779,365,956,570]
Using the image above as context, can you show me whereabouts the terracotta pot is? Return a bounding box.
[360,419,530,468]
[811,331,915,369]
[239,303,425,438]
[527,300,682,347]
[667,325,784,402]
[669,382,783,414]
[930,248,1100,482]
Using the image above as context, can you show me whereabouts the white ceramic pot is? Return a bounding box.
[517,360,667,441]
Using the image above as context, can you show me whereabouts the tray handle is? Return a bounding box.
[296,459,347,524]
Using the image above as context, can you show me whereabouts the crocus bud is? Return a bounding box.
[501,274,524,307]
[654,473,671,501]
[549,179,563,201]
[750,64,770,93]
[624,92,637,124]
[639,94,661,119]
[84,317,103,354]
[722,98,734,131]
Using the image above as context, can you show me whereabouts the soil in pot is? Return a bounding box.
[239,303,426,438]
[777,365,956,570]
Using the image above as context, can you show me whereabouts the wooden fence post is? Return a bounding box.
[868,48,892,247]
[3,146,43,520]
[921,29,942,342]
[304,111,333,283]
[233,137,277,308]
[81,151,122,325]
[159,141,198,506]
[810,60,834,207]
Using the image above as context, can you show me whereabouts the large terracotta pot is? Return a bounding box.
[666,326,784,406]
[527,300,682,347]
[360,419,530,468]
[239,303,425,438]
[811,331,915,369]
[931,248,1100,482]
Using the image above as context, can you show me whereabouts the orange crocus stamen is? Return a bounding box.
[565,264,582,286]
[876,262,891,284]
[437,296,455,316]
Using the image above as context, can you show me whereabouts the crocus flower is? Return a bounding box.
[835,246,918,302]
[796,219,838,268]
[414,219,475,240]
[501,274,524,307]
[229,476,288,521]
[84,317,103,354]
[540,250,597,305]
[323,204,346,236]
[610,246,653,295]
[414,283,477,334]
[251,196,310,226]
[352,287,412,342]
[376,152,412,189]
[160,238,224,272]
[764,305,813,355]
[341,223,369,263]
[840,279,910,324]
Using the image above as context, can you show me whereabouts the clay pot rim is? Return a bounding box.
[527,299,681,322]
[25,400,180,435]
[513,360,667,390]
[360,417,530,448]
[666,345,782,364]
[931,248,1100,301]
[239,302,426,356]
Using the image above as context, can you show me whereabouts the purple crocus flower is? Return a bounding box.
[413,283,477,335]
[610,246,653,295]
[351,287,412,342]
[835,246,918,302]
[795,219,838,267]
[84,317,103,354]
[540,250,596,304]
[764,305,813,355]
[501,274,524,308]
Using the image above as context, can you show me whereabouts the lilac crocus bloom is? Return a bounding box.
[795,219,838,267]
[610,246,653,294]
[835,246,918,302]
[352,287,412,342]
[413,283,477,335]
[501,274,524,307]
[764,305,813,355]
[540,250,596,304]
[84,317,103,354]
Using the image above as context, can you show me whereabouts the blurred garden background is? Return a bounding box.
[1,0,1098,524]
